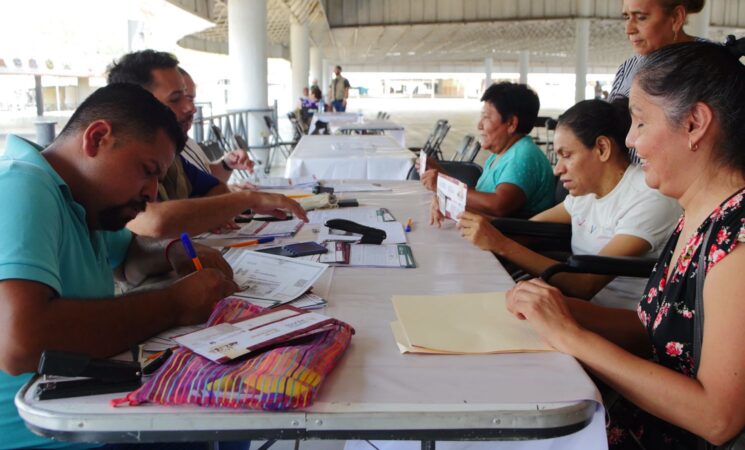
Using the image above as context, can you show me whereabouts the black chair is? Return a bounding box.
[409,119,449,158]
[540,254,657,282]
[450,135,476,162]
[210,125,232,155]
[435,161,483,188]
[263,115,296,174]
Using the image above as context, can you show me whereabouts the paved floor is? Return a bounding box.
[0,98,561,171]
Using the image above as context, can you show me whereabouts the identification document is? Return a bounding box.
[223,249,327,302]
[418,150,427,177]
[436,173,467,221]
[174,305,336,363]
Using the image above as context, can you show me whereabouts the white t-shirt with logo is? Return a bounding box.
[563,164,681,309]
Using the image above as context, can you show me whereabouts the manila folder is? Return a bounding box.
[391,292,552,354]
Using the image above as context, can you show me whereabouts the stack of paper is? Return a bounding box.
[307,206,396,224]
[302,242,416,268]
[250,176,319,190]
[195,219,304,241]
[174,306,336,363]
[223,249,327,303]
[391,292,553,354]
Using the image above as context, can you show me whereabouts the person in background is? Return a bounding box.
[423,82,554,224]
[507,40,745,448]
[459,99,680,310]
[609,0,704,101]
[107,50,307,238]
[328,65,350,112]
[178,67,255,184]
[0,83,238,450]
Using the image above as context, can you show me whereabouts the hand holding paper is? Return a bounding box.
[436,174,467,221]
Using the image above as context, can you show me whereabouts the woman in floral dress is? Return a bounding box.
[505,40,745,449]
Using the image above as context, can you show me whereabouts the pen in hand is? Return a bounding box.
[180,233,203,271]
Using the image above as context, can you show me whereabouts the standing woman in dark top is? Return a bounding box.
[506,39,745,449]
[609,0,705,101]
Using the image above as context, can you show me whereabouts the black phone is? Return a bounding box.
[256,241,328,258]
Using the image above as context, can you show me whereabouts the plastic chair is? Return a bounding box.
[409,119,448,158]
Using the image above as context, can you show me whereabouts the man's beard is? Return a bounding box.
[98,201,146,231]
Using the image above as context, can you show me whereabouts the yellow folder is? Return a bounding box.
[391,292,553,354]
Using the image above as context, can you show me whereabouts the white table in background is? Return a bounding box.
[17,182,606,449]
[309,112,358,134]
[285,135,415,180]
[337,120,406,147]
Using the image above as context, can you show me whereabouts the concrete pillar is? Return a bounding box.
[575,18,590,103]
[484,57,493,88]
[310,47,322,89]
[34,75,43,116]
[686,1,711,39]
[322,58,330,103]
[76,77,93,106]
[519,51,529,85]
[228,0,267,148]
[290,16,310,111]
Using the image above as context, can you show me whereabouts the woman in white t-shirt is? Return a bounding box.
[458,99,681,309]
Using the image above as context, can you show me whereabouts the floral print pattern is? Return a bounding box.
[609,188,745,449]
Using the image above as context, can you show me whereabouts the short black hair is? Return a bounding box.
[480,82,540,135]
[335,65,342,71]
[58,83,186,153]
[107,50,179,88]
[557,98,631,156]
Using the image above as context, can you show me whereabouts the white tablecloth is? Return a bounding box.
[285,135,415,180]
[337,120,406,147]
[17,182,606,449]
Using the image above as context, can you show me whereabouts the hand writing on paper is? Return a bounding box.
[168,242,234,279]
[457,211,508,253]
[169,269,239,325]
[505,279,581,353]
[429,196,445,227]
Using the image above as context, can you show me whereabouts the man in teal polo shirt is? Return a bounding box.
[0,83,238,449]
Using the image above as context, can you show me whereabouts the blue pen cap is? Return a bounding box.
[180,232,198,259]
[257,237,275,244]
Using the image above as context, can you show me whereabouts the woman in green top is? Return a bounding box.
[422,82,554,225]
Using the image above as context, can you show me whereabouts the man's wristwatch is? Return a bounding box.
[221,159,233,171]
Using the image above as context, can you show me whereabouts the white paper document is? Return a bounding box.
[223,249,327,302]
[232,292,328,310]
[196,219,304,240]
[317,221,407,244]
[324,183,392,193]
[249,176,318,189]
[307,206,395,224]
[348,244,416,268]
[436,173,467,221]
[174,306,335,363]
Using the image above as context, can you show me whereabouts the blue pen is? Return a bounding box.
[180,233,203,271]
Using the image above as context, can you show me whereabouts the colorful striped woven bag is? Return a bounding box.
[118,297,354,410]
